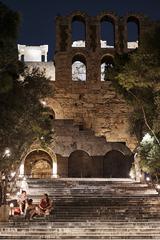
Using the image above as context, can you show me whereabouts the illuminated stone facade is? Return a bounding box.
[19,11,152,178]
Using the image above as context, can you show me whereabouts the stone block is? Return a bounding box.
[0,205,9,222]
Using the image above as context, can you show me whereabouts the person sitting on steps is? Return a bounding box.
[17,190,28,215]
[25,198,35,220]
[29,193,53,220]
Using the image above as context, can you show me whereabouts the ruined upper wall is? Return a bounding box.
[54,11,152,85]
[55,11,151,54]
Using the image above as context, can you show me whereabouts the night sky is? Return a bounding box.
[1,0,160,60]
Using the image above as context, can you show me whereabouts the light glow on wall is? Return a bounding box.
[52,161,57,177]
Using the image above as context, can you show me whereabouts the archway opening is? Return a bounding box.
[127,17,139,49]
[24,150,53,178]
[72,55,86,81]
[100,16,115,48]
[72,15,86,47]
[103,150,132,178]
[68,150,93,177]
[101,55,114,81]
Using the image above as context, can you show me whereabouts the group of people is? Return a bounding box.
[17,190,53,220]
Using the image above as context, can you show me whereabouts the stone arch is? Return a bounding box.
[98,12,118,49]
[71,14,86,47]
[68,150,93,177]
[100,15,115,48]
[101,54,114,81]
[103,150,133,178]
[127,16,140,49]
[21,148,57,178]
[72,54,87,81]
[45,98,64,119]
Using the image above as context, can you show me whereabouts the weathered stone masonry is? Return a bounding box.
[21,12,153,178]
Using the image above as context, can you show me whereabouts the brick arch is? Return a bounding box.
[68,150,93,177]
[72,54,87,81]
[108,142,133,156]
[69,11,88,23]
[45,98,64,119]
[101,54,114,63]
[98,11,118,23]
[23,149,57,178]
[19,146,57,178]
[70,11,87,48]
[127,15,140,25]
[103,150,133,178]
[123,14,143,50]
[100,54,114,81]
[98,12,118,50]
[72,54,87,64]
[127,15,140,48]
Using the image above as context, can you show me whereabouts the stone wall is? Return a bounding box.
[21,12,153,178]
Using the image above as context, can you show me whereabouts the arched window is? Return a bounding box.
[72,55,86,81]
[101,55,114,81]
[127,17,139,49]
[100,16,115,48]
[72,16,86,47]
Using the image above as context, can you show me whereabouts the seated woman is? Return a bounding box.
[30,193,53,219]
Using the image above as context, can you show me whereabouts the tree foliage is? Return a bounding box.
[0,1,23,94]
[108,24,160,141]
[139,134,160,180]
[0,2,54,170]
[107,23,160,178]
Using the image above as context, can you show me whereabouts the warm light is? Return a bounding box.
[11,172,16,178]
[146,177,150,182]
[16,191,20,196]
[156,185,160,189]
[40,100,47,106]
[129,169,135,180]
[10,203,14,208]
[19,163,24,176]
[53,161,57,177]
[3,148,11,157]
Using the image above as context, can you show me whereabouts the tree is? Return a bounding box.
[108,23,160,179]
[0,2,54,171]
[0,1,23,94]
[139,133,160,181]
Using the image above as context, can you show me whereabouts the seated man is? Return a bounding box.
[30,193,53,219]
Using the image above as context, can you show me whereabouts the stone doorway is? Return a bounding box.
[103,150,132,178]
[68,150,93,177]
[24,150,53,178]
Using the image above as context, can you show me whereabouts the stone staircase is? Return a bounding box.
[25,178,160,221]
[0,221,160,239]
[0,178,160,239]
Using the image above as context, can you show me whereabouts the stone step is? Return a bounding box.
[1,225,160,238]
